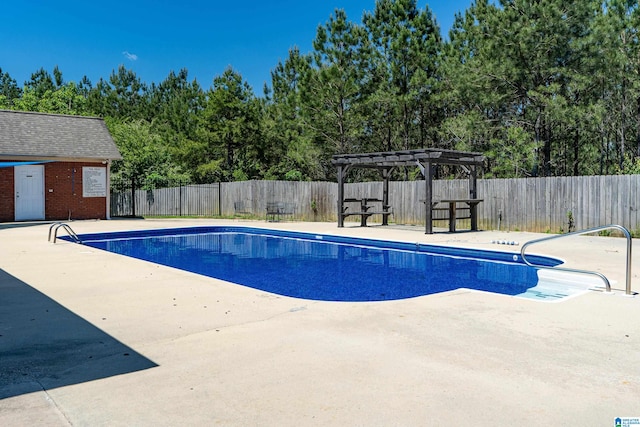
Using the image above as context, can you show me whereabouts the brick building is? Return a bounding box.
[0,110,122,222]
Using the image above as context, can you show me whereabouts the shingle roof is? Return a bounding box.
[0,110,122,161]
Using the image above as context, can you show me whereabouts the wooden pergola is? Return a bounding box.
[332,148,486,234]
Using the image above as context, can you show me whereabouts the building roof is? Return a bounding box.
[0,110,122,161]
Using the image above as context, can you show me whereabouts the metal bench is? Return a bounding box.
[266,202,295,222]
[234,201,251,215]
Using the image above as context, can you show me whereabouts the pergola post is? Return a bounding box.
[382,167,390,226]
[424,161,433,234]
[469,165,478,230]
[337,164,345,227]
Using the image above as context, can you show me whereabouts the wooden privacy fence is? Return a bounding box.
[111,182,221,217]
[111,175,640,233]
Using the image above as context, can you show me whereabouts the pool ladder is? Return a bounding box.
[520,224,633,295]
[48,222,82,244]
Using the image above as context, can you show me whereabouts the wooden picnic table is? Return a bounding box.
[432,199,483,232]
[341,198,392,227]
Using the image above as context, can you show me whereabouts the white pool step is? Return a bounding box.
[536,269,609,289]
[515,269,611,302]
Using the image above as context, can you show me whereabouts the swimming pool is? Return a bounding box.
[64,226,573,302]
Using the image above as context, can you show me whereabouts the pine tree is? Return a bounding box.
[363,0,442,152]
[197,67,261,182]
[0,68,22,107]
[305,8,369,161]
[263,47,323,180]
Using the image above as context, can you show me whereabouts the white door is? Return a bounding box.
[15,165,45,221]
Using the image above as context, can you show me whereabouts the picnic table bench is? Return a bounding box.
[340,198,392,227]
[428,199,483,232]
[266,202,295,222]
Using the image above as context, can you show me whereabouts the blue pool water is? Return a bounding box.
[65,226,562,302]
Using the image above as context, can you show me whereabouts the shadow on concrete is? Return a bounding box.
[0,269,158,400]
[0,221,56,231]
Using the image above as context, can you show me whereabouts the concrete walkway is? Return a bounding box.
[1,219,638,426]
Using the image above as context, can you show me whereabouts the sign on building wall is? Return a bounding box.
[82,166,107,197]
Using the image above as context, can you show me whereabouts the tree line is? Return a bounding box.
[1,0,639,187]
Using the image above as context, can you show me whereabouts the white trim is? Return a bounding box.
[106,160,112,219]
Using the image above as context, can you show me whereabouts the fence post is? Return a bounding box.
[218,182,222,216]
[131,177,136,217]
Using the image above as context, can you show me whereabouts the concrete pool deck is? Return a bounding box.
[1,218,639,426]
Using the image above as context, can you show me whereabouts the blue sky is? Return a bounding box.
[1,1,473,95]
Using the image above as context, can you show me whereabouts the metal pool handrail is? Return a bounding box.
[48,222,82,244]
[519,224,633,295]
